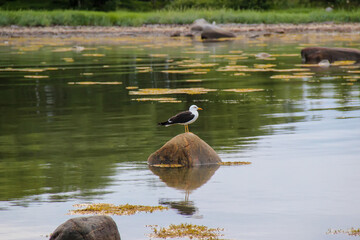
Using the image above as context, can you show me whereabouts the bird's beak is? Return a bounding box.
[198,107,203,110]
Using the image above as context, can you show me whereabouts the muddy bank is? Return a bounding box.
[1,23,360,37]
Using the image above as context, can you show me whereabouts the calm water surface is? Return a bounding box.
[0,32,360,240]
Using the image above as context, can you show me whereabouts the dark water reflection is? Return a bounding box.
[0,33,360,240]
[150,165,219,217]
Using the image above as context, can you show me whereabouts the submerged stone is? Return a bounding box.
[49,216,120,240]
[147,132,221,167]
[301,47,360,63]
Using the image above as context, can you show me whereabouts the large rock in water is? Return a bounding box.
[301,47,360,63]
[50,216,120,240]
[148,132,221,167]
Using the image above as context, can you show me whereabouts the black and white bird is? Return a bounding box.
[158,105,203,132]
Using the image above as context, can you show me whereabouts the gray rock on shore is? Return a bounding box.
[50,216,120,240]
[190,18,236,39]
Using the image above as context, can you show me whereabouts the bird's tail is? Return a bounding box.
[158,121,170,126]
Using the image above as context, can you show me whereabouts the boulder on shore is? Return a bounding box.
[190,18,235,39]
[50,216,120,240]
[201,25,236,39]
[148,132,221,167]
[190,18,212,32]
[301,47,360,63]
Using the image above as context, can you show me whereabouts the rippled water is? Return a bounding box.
[0,32,360,240]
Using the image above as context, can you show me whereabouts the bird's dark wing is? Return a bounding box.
[168,110,194,124]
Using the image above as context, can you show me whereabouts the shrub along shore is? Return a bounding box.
[0,9,360,27]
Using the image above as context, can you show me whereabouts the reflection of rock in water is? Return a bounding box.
[159,198,197,216]
[149,165,219,217]
[149,165,219,191]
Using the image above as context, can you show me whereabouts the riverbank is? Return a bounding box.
[1,23,360,37]
[1,9,360,28]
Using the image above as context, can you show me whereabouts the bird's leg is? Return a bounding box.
[184,125,189,132]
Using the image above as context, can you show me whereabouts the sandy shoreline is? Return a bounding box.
[1,23,360,37]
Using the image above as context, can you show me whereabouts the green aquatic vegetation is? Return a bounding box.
[151,164,184,167]
[69,203,168,216]
[327,227,360,236]
[147,223,224,239]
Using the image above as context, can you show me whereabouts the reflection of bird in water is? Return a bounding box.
[149,165,219,217]
[158,105,203,133]
[159,198,197,216]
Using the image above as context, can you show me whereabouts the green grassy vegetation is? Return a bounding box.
[0,0,358,11]
[0,8,360,27]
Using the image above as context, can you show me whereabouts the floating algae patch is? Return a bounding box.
[271,68,311,72]
[161,69,196,74]
[271,53,300,57]
[62,58,74,63]
[149,54,169,58]
[136,66,153,73]
[210,54,248,60]
[270,75,312,79]
[147,223,224,239]
[82,54,105,57]
[223,88,265,93]
[218,161,252,166]
[151,164,184,168]
[178,63,218,68]
[51,47,74,52]
[132,97,181,103]
[254,64,277,68]
[184,51,210,54]
[233,73,248,76]
[343,75,360,79]
[216,65,248,72]
[68,81,122,85]
[229,50,243,54]
[126,86,139,90]
[0,68,46,72]
[70,203,168,216]
[339,65,360,69]
[332,60,357,66]
[129,88,216,95]
[185,79,203,82]
[327,227,360,236]
[24,75,49,79]
[293,72,315,76]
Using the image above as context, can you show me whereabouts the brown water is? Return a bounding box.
[0,32,360,240]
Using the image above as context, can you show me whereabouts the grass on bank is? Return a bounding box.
[0,9,360,27]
